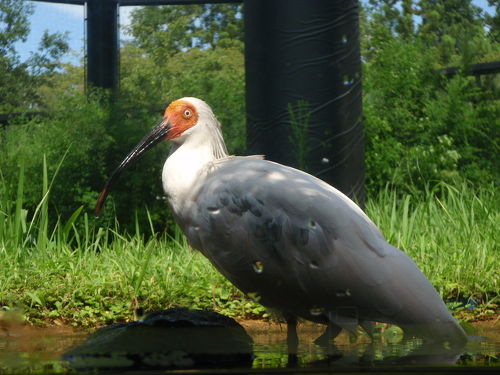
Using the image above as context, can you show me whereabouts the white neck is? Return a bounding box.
[162,111,228,215]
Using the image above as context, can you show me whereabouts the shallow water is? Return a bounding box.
[0,320,498,373]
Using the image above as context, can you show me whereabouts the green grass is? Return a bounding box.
[0,161,498,326]
[0,227,253,327]
[366,183,499,307]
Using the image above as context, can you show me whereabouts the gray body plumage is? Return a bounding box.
[174,156,466,343]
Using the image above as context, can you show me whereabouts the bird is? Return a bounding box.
[95,97,467,349]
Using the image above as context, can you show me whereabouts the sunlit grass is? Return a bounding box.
[366,183,498,305]
[0,161,497,326]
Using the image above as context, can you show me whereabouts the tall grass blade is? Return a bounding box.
[13,163,25,247]
[23,150,69,249]
[37,155,49,250]
[62,205,84,241]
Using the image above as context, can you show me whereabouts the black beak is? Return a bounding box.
[95,117,171,217]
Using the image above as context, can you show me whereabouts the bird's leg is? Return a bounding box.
[285,315,298,367]
[360,320,375,340]
[314,320,343,362]
[287,317,298,351]
[314,321,342,346]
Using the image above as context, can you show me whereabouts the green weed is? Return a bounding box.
[366,182,499,304]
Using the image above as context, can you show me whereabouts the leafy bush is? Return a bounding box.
[0,90,171,232]
[1,92,110,222]
[120,43,246,155]
[363,37,499,194]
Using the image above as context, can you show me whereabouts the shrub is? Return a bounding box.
[0,90,171,233]
[1,92,110,223]
[363,38,499,194]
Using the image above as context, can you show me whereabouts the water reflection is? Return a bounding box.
[0,319,498,373]
[246,320,498,370]
[0,325,87,373]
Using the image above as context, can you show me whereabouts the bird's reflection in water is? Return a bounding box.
[250,322,475,369]
[0,318,497,372]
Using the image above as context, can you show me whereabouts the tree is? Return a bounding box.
[361,1,499,193]
[367,0,415,39]
[0,0,32,57]
[28,30,69,76]
[0,0,70,112]
[122,3,245,154]
[365,0,496,66]
[485,0,500,43]
[127,3,243,62]
[417,0,485,65]
[0,0,34,112]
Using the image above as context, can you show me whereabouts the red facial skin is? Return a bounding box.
[164,100,199,140]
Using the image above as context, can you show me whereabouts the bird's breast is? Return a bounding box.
[161,147,214,215]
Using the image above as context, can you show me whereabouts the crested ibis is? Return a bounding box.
[95,97,467,348]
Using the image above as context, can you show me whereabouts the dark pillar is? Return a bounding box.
[244,0,365,207]
[86,0,119,92]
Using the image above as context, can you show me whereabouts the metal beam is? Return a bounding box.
[86,0,119,92]
[31,0,84,5]
[244,0,365,206]
[118,0,241,5]
[443,60,500,77]
[32,0,241,4]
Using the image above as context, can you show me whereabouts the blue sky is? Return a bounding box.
[14,0,496,66]
[14,2,138,65]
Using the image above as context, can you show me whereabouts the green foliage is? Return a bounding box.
[0,92,111,224]
[120,44,246,155]
[0,0,32,56]
[127,3,243,61]
[486,0,500,42]
[362,26,499,193]
[0,86,175,232]
[0,0,70,112]
[27,30,70,75]
[417,0,484,65]
[365,0,500,68]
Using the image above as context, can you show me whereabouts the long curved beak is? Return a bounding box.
[95,117,172,217]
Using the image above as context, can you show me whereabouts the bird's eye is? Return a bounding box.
[184,109,192,117]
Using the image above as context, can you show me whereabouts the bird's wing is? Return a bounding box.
[181,157,463,340]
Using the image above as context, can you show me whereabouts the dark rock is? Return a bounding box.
[62,307,253,370]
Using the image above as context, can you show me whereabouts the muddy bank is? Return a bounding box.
[2,314,499,337]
